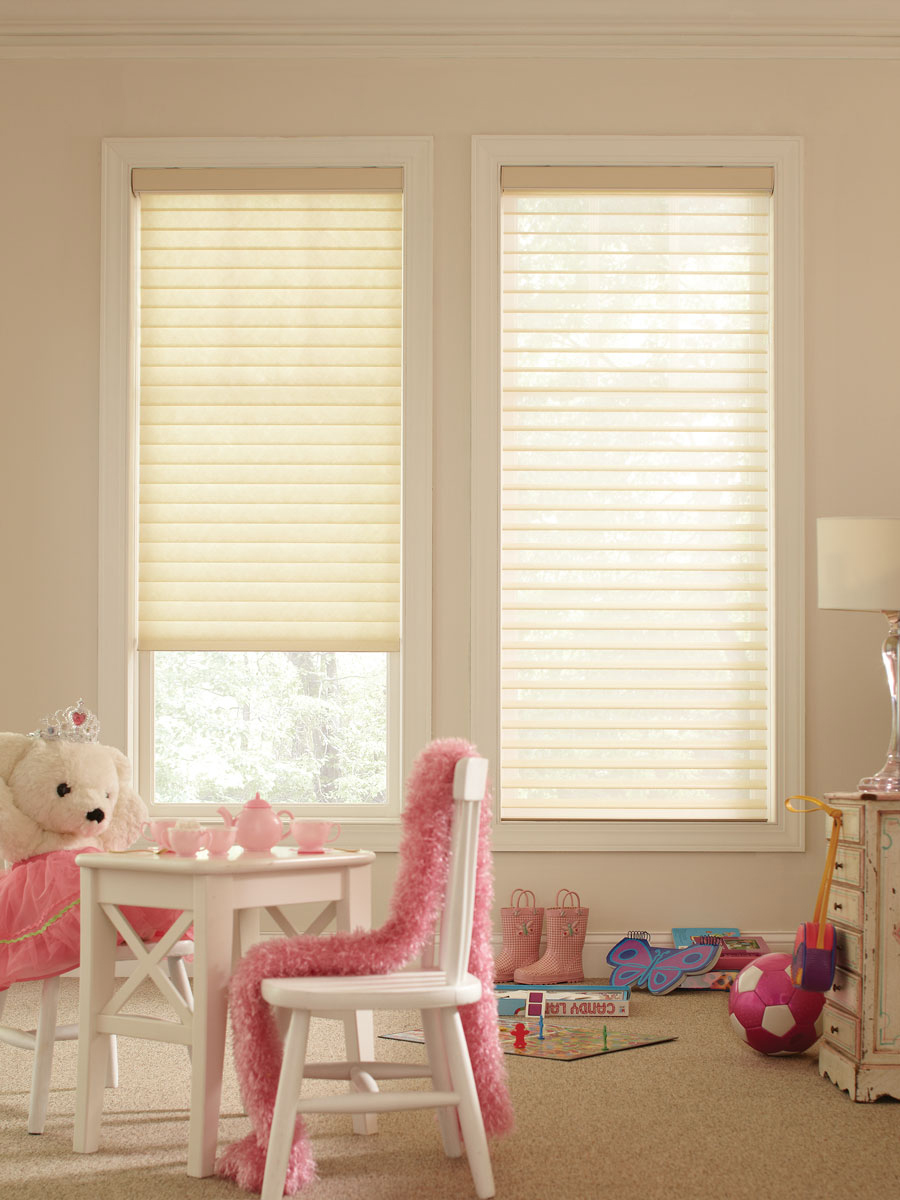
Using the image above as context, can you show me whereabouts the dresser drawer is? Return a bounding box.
[827,967,862,1017]
[825,798,863,845]
[829,884,863,929]
[823,1004,861,1059]
[834,925,863,973]
[832,845,864,888]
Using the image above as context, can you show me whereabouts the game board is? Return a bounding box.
[381,1022,677,1062]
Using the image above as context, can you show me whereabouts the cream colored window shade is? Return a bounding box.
[500,165,774,194]
[136,176,402,652]
[500,173,771,820]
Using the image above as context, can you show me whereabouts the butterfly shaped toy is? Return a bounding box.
[607,936,722,995]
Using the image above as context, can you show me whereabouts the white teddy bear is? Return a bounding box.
[0,703,147,863]
[0,701,182,993]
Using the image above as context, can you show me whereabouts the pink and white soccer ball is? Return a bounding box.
[728,952,825,1055]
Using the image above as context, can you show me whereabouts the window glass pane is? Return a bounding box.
[153,650,387,805]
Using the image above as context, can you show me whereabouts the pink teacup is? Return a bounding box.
[142,819,175,850]
[206,826,238,858]
[278,815,341,854]
[168,827,212,857]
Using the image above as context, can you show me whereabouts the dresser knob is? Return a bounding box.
[830,1025,839,1034]
[833,903,842,910]
[835,862,844,870]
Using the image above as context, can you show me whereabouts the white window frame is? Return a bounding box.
[98,136,433,851]
[472,134,804,853]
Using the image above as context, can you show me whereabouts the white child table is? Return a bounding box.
[72,845,376,1176]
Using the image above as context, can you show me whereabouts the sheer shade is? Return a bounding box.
[500,165,774,195]
[500,178,771,820]
[137,185,402,652]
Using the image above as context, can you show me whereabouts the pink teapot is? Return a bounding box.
[217,793,286,853]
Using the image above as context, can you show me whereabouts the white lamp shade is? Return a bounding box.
[817,518,900,611]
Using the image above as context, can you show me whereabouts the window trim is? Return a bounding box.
[471,134,804,852]
[99,136,433,851]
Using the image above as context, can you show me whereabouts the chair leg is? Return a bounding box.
[261,1009,312,1200]
[439,1009,495,1200]
[420,1008,462,1157]
[167,952,194,1062]
[105,1036,119,1089]
[28,976,62,1134]
[342,1011,377,1136]
[167,953,194,1011]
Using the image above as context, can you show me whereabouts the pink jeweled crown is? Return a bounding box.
[31,699,100,744]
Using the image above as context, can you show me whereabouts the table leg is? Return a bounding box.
[336,861,376,1135]
[187,877,234,1177]
[237,906,263,958]
[73,870,117,1153]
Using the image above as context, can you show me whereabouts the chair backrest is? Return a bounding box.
[438,755,489,985]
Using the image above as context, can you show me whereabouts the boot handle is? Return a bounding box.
[555,889,581,909]
[510,888,536,909]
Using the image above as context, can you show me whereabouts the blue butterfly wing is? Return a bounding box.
[606,937,658,989]
[646,945,722,995]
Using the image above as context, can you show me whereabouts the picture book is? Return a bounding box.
[672,926,739,947]
[606,936,722,995]
[672,928,769,971]
[676,970,739,990]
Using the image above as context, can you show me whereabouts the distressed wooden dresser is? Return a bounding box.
[818,791,900,1100]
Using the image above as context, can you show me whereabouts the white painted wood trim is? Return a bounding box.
[769,136,806,852]
[471,134,805,853]
[98,136,432,835]
[4,17,900,59]
[398,136,434,793]
[98,140,139,760]
[490,928,798,979]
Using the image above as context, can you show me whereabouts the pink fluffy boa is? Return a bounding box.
[215,738,514,1194]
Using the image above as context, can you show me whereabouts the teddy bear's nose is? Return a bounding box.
[86,808,106,823]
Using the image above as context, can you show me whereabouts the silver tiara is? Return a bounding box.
[31,699,100,744]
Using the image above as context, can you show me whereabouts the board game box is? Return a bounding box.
[495,983,630,1018]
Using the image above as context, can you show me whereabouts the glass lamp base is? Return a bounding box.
[858,766,900,794]
[860,613,900,795]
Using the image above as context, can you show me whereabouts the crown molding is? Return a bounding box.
[2,17,900,59]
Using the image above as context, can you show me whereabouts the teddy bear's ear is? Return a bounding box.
[0,734,43,863]
[95,745,149,852]
[0,733,31,784]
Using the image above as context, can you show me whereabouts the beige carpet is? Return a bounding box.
[1,978,898,1200]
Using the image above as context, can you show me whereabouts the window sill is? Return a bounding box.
[143,810,803,854]
[490,812,805,852]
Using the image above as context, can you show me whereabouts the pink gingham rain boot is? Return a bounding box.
[493,889,544,983]
[513,890,588,984]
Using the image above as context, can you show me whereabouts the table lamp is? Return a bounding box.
[817,517,900,794]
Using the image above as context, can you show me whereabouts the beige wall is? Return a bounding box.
[2,52,898,937]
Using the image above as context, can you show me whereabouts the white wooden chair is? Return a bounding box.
[258,755,495,1200]
[0,939,193,1134]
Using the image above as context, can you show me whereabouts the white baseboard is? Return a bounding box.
[494,930,796,980]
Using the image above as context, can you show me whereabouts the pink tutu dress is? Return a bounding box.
[0,848,190,992]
